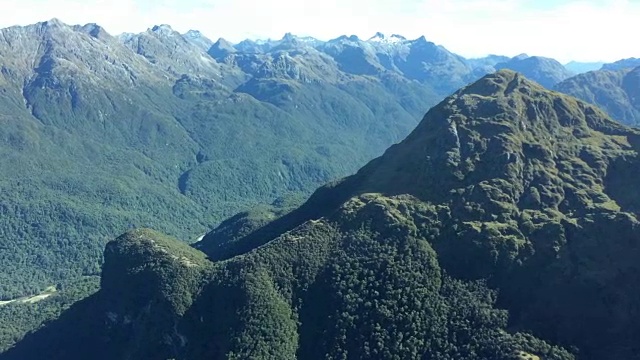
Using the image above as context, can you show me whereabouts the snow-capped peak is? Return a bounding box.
[184,30,203,39]
[367,32,406,44]
[151,24,175,36]
[368,32,385,42]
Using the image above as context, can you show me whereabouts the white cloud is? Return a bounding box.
[0,0,637,62]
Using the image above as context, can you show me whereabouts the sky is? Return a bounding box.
[0,0,638,63]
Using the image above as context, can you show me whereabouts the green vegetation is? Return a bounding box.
[0,276,99,352]
[555,66,640,126]
[1,211,573,359]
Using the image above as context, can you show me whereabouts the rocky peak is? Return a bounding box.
[412,35,429,44]
[184,29,204,39]
[40,18,66,29]
[367,32,406,44]
[368,32,385,41]
[150,24,175,36]
[208,37,236,59]
[323,70,639,218]
[602,57,640,71]
[281,32,296,42]
[13,18,73,38]
[331,34,361,44]
[182,29,214,52]
[234,38,269,53]
[495,56,574,88]
[272,32,305,50]
[76,23,111,40]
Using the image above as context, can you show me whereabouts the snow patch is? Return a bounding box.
[367,32,406,44]
[151,24,175,36]
[184,30,203,39]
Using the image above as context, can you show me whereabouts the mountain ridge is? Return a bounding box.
[4,70,640,359]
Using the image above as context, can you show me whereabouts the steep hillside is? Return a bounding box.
[6,70,640,360]
[0,19,441,301]
[555,66,640,126]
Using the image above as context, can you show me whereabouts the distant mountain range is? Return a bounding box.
[556,65,640,126]
[206,30,576,92]
[564,61,605,74]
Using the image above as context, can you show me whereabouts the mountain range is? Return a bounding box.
[555,65,640,126]
[0,19,443,302]
[0,18,639,357]
[4,70,640,360]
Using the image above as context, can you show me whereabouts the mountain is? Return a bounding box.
[0,18,444,308]
[316,33,474,95]
[555,66,640,126]
[315,35,383,76]
[182,30,214,52]
[494,55,574,88]
[601,57,640,71]
[367,32,407,44]
[203,31,585,99]
[208,37,237,59]
[119,24,231,78]
[564,61,604,74]
[1,18,636,353]
[467,54,511,69]
[6,70,640,360]
[232,34,321,54]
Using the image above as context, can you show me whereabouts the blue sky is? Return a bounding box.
[1,0,638,62]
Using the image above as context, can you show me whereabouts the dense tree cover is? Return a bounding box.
[0,220,573,360]
[0,20,442,301]
[0,276,99,352]
[192,71,640,359]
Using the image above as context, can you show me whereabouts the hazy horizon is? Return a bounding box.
[1,0,638,63]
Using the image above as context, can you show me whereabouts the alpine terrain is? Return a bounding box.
[3,70,640,360]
